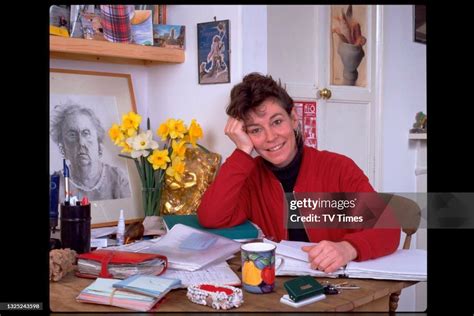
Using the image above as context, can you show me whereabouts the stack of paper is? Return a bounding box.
[265,239,427,281]
[345,249,427,281]
[111,224,241,271]
[91,226,117,239]
[76,278,162,312]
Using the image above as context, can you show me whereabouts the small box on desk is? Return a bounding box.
[283,276,325,303]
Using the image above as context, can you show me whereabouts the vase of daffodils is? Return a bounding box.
[108,112,203,217]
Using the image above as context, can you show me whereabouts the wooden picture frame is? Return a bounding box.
[197,19,230,84]
[50,69,143,227]
[330,5,368,87]
[414,5,426,44]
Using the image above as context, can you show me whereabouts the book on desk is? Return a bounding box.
[162,214,262,241]
[76,275,181,312]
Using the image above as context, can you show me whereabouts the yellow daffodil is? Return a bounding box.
[188,119,203,147]
[119,140,133,153]
[121,112,141,137]
[157,122,170,141]
[108,123,125,145]
[167,119,187,139]
[171,140,187,160]
[147,149,171,170]
[166,157,186,182]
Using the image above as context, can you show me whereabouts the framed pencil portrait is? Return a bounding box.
[197,19,230,84]
[50,69,143,227]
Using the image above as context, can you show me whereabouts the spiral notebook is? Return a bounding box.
[265,239,427,281]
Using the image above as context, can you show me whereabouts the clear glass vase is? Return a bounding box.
[141,187,161,217]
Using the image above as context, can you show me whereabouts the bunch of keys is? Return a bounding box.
[322,281,360,295]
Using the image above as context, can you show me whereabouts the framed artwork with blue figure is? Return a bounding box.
[197,19,230,84]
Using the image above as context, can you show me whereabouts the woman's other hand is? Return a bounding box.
[301,240,357,273]
[225,117,254,154]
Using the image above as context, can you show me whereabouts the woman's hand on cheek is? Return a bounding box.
[301,241,358,273]
[224,117,254,154]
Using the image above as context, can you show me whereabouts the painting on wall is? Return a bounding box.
[197,19,230,84]
[414,5,426,44]
[330,5,368,87]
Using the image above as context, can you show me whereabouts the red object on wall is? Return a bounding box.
[294,101,317,148]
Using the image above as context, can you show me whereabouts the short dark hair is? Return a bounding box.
[50,102,105,145]
[226,72,294,120]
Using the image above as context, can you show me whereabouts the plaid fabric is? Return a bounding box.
[100,5,132,43]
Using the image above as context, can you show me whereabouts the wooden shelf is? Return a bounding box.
[50,36,185,65]
[408,133,427,140]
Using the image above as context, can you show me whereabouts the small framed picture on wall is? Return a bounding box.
[197,19,230,84]
[414,5,426,44]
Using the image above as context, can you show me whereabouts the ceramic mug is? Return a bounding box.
[241,242,276,293]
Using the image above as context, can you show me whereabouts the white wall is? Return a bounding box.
[381,5,427,312]
[381,5,426,193]
[242,5,267,76]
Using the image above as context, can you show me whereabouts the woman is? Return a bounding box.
[197,73,400,273]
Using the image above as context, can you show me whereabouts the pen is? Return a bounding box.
[63,159,70,204]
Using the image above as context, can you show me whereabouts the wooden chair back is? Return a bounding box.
[378,193,422,312]
[378,193,422,249]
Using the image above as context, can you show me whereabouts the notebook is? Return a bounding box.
[163,215,260,241]
[266,239,427,281]
[113,275,181,299]
[76,278,161,312]
[76,249,167,279]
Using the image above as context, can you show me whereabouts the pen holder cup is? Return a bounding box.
[60,204,91,254]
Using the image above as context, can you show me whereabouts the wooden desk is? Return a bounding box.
[50,256,416,312]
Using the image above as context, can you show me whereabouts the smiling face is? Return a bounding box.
[245,98,299,167]
[61,113,101,169]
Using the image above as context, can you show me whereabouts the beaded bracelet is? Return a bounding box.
[187,283,244,310]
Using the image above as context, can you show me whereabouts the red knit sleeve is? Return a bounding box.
[338,156,401,260]
[197,149,256,228]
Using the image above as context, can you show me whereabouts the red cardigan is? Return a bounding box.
[198,146,400,261]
